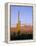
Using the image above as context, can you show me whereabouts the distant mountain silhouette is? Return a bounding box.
[10,24,32,34]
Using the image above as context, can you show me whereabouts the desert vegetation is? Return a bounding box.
[10,24,33,40]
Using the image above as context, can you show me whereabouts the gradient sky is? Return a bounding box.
[10,5,33,27]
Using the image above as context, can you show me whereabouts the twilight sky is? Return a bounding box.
[10,5,33,27]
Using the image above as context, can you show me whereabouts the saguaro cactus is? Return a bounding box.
[17,11,20,33]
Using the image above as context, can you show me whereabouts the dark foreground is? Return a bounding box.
[10,32,33,40]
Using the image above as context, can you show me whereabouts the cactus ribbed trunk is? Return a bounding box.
[18,11,20,33]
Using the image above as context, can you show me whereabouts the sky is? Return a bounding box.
[10,5,33,27]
